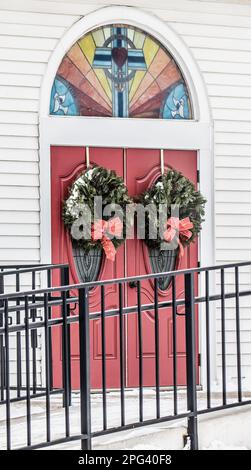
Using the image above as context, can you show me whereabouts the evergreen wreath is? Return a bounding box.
[139,169,206,252]
[63,166,132,259]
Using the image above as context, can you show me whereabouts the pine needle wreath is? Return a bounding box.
[63,166,132,252]
[139,169,206,250]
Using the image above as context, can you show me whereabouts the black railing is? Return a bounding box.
[0,264,69,404]
[0,261,251,450]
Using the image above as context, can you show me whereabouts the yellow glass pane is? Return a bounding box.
[78,34,96,65]
[129,70,146,101]
[127,28,134,42]
[134,31,145,49]
[92,29,105,47]
[143,36,159,67]
[95,69,112,101]
[103,27,111,40]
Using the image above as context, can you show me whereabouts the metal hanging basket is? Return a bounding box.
[72,241,103,284]
[148,247,178,290]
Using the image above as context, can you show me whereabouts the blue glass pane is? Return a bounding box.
[162,83,190,120]
[50,77,78,116]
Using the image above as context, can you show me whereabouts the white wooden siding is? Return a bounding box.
[1,0,251,385]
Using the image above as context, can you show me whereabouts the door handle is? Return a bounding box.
[128,281,137,289]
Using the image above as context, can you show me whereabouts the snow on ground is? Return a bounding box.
[0,389,250,450]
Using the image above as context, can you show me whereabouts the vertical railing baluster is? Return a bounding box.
[16,271,22,398]
[172,275,177,415]
[0,273,5,403]
[47,269,53,391]
[24,296,31,447]
[119,283,125,427]
[0,330,4,403]
[62,290,70,437]
[31,271,37,395]
[205,270,211,409]
[61,267,71,406]
[4,299,11,450]
[137,280,143,422]
[235,267,242,402]
[221,269,227,406]
[154,278,160,419]
[79,288,92,450]
[101,285,107,430]
[44,293,51,442]
[185,272,198,450]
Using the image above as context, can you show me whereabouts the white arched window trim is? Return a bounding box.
[39,5,215,384]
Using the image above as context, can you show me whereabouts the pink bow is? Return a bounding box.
[91,217,123,261]
[163,216,193,257]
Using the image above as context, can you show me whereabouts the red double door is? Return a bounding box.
[51,146,198,389]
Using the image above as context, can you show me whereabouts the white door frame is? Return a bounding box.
[39,6,216,386]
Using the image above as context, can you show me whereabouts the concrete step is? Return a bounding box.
[92,405,251,450]
[93,419,187,450]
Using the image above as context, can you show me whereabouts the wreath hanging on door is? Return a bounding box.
[138,169,206,260]
[63,165,206,268]
[63,166,133,261]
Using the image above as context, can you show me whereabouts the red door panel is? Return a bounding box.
[51,146,125,389]
[126,149,198,387]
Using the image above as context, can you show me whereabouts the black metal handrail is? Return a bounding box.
[1,260,251,300]
[0,263,68,277]
[0,261,250,450]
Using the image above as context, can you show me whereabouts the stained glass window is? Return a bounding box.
[50,25,192,119]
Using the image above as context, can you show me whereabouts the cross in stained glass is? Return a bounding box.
[92,26,147,117]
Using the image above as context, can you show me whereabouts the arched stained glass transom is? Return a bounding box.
[50,24,192,119]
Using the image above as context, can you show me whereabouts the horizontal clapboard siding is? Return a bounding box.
[1,0,251,385]
[0,1,80,386]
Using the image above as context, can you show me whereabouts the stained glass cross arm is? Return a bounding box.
[92,48,147,71]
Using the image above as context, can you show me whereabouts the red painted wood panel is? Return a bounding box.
[126,149,198,386]
[51,146,198,389]
[51,146,124,389]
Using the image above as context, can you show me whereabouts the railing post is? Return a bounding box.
[0,272,3,298]
[0,273,6,402]
[60,266,72,406]
[185,272,198,450]
[47,269,53,391]
[79,288,92,450]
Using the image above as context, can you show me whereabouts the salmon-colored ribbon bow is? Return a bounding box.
[163,216,194,258]
[91,217,123,262]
